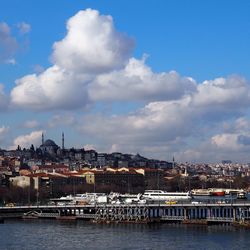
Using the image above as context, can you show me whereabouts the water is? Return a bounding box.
[1,220,250,250]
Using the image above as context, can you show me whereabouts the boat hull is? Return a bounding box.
[211,191,225,196]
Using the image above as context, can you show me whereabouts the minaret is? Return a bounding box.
[62,132,65,150]
[42,133,44,145]
[172,156,175,169]
[184,166,188,176]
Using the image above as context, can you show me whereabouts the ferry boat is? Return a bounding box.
[192,188,225,197]
[191,188,246,198]
[209,189,225,197]
[143,190,191,201]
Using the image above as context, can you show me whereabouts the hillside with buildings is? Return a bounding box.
[1,134,250,205]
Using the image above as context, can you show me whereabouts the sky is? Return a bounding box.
[0,0,250,163]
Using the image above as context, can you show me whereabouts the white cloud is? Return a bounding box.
[11,65,90,110]
[174,117,250,163]
[79,74,250,162]
[83,144,96,151]
[10,9,134,110]
[79,97,194,157]
[192,75,250,116]
[10,8,250,116]
[17,22,31,34]
[52,9,134,74]
[0,22,18,63]
[210,117,250,152]
[81,75,250,147]
[10,130,43,150]
[211,133,240,151]
[89,57,196,102]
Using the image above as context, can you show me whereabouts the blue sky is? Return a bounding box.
[0,0,250,162]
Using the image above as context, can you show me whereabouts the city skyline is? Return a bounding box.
[1,1,250,163]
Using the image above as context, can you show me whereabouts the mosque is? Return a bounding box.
[39,133,65,155]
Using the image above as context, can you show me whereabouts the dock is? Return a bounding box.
[1,201,250,226]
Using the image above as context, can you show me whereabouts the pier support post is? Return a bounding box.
[233,207,236,221]
[184,208,187,220]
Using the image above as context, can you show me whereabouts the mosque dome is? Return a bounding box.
[43,139,58,147]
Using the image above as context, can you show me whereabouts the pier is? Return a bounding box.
[1,201,250,226]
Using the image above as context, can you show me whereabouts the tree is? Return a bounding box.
[30,144,35,151]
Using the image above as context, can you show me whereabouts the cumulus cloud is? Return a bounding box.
[10,130,43,150]
[52,9,134,74]
[11,65,90,110]
[83,76,250,142]
[10,8,250,117]
[210,117,250,152]
[178,117,250,162]
[223,117,250,133]
[10,9,134,110]
[89,57,196,102]
[79,75,250,161]
[0,22,18,63]
[211,133,240,151]
[192,76,250,115]
[17,22,31,35]
[79,97,194,157]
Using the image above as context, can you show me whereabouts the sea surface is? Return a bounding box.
[1,219,250,250]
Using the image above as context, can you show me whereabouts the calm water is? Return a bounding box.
[1,220,250,250]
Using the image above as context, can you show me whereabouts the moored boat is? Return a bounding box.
[209,189,225,196]
[191,189,212,197]
[143,190,191,201]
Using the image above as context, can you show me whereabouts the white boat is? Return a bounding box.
[143,190,191,201]
[74,193,107,204]
[50,193,108,205]
[191,189,212,196]
[124,194,145,204]
[109,193,146,204]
